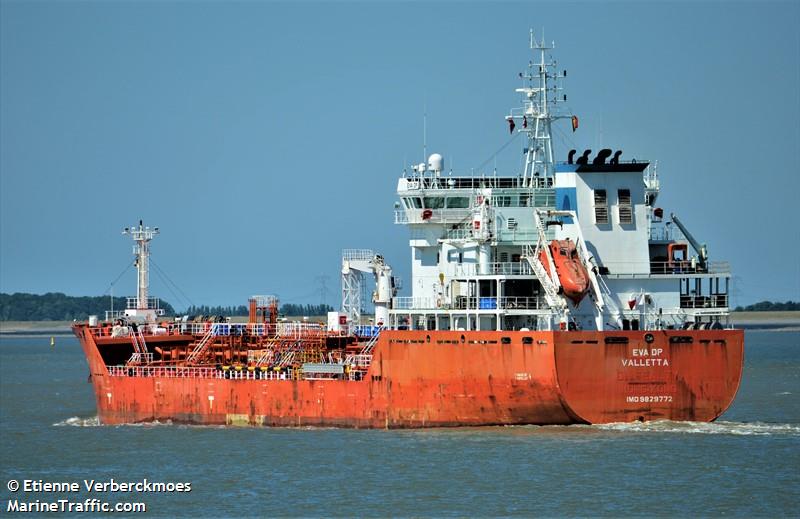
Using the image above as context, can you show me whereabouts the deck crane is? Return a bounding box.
[670,213,708,271]
[341,250,397,327]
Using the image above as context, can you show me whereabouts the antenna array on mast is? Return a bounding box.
[508,29,573,187]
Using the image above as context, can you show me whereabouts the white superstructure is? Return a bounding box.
[384,32,731,333]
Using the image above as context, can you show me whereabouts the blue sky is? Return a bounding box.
[1,1,798,309]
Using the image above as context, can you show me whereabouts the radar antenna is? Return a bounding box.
[122,220,159,314]
[508,29,574,188]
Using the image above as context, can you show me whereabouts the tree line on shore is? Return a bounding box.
[733,301,799,312]
[185,303,334,317]
[0,293,334,321]
[0,293,176,321]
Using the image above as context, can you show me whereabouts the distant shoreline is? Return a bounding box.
[1,311,799,335]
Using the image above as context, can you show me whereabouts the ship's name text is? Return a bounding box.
[622,348,669,368]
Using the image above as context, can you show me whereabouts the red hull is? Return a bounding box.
[73,326,743,427]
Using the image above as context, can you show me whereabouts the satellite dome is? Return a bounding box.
[428,153,444,173]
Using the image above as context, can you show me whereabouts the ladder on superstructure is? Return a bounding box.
[185,326,216,364]
[360,327,384,355]
[522,212,567,313]
[254,349,275,367]
[277,350,296,368]
[129,327,148,358]
[523,245,567,312]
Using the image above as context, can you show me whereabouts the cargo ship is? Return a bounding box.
[73,33,743,427]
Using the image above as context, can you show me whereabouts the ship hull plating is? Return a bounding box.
[74,327,743,428]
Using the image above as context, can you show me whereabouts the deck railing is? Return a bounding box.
[680,294,729,309]
[599,260,731,275]
[394,208,472,225]
[89,321,332,340]
[107,365,295,380]
[392,295,547,311]
[107,361,371,381]
[452,261,533,276]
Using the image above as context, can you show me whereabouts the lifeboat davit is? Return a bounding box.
[539,239,590,305]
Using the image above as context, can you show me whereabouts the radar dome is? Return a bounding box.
[428,153,444,173]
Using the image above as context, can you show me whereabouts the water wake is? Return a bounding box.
[596,420,800,436]
[53,416,101,427]
[53,416,175,427]
[51,417,799,436]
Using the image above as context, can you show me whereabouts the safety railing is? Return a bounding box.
[494,229,542,244]
[106,365,301,380]
[342,249,375,261]
[127,352,153,364]
[444,229,549,244]
[452,262,533,276]
[644,173,659,192]
[346,354,373,369]
[497,296,547,310]
[598,260,731,275]
[392,297,438,310]
[89,321,330,340]
[108,365,223,378]
[392,295,547,311]
[453,296,548,310]
[104,310,126,321]
[395,209,472,225]
[680,295,729,309]
[444,228,473,240]
[125,296,162,310]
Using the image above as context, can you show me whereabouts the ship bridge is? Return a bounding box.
[382,33,733,333]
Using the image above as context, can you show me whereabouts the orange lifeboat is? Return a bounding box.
[539,239,590,305]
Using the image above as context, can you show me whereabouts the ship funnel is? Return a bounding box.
[568,149,576,164]
[593,149,613,165]
[576,149,592,165]
[428,153,443,173]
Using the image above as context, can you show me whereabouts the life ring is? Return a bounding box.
[422,209,433,220]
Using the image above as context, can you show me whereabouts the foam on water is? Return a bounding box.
[53,416,101,427]
[50,416,799,437]
[596,420,800,436]
[53,416,175,427]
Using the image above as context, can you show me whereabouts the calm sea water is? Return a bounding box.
[1,330,798,517]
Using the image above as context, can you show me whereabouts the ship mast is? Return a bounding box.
[510,29,571,188]
[123,220,159,311]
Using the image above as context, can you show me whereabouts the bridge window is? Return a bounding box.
[446,197,469,208]
[618,189,632,224]
[493,195,512,207]
[594,190,608,224]
[423,197,445,209]
[411,197,423,209]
